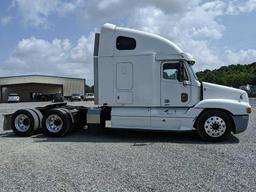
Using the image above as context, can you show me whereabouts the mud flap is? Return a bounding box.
[3,114,12,131]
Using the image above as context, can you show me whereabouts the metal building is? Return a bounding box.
[0,75,85,102]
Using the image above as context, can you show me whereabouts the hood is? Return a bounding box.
[202,82,249,103]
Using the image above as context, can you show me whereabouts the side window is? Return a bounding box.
[163,63,180,81]
[116,36,136,50]
[162,63,189,81]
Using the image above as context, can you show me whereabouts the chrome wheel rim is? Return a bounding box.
[45,114,63,133]
[14,114,31,132]
[204,116,226,137]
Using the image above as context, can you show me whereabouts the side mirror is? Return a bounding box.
[179,62,185,82]
[180,62,191,86]
[179,62,189,82]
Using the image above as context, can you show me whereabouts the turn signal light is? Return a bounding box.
[246,107,252,113]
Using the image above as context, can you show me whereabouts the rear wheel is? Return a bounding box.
[30,108,43,132]
[42,108,73,137]
[196,110,232,142]
[11,109,40,136]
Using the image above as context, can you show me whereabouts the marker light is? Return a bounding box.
[246,107,252,113]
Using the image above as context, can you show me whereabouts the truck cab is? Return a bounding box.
[93,23,252,141]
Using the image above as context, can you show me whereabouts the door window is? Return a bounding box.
[162,63,188,82]
[163,63,180,81]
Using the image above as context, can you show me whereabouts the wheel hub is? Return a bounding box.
[212,123,220,130]
[23,118,30,126]
[54,119,62,126]
[46,114,63,133]
[204,116,226,138]
[14,114,30,132]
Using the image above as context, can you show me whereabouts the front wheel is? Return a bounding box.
[196,110,232,142]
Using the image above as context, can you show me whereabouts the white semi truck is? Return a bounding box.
[3,23,252,141]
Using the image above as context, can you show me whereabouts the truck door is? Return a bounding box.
[116,62,133,104]
[161,62,191,107]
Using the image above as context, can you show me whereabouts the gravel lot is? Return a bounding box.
[0,100,255,192]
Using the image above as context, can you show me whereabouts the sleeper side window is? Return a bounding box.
[116,36,136,50]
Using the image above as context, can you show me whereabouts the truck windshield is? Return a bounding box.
[189,64,198,80]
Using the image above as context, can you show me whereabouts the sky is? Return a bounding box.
[0,0,256,85]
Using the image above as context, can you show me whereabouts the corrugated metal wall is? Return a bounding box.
[0,75,85,102]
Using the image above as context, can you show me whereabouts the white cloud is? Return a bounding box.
[225,49,256,64]
[11,0,80,28]
[11,0,57,27]
[1,34,95,85]
[97,0,121,10]
[126,1,226,70]
[82,0,198,24]
[11,0,256,28]
[79,0,255,70]
[1,16,12,25]
[3,0,256,84]
[227,0,256,15]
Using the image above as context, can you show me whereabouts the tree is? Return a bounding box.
[196,63,256,88]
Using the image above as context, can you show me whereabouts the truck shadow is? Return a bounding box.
[1,128,240,144]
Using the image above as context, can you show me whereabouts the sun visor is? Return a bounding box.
[155,53,184,61]
[182,52,195,64]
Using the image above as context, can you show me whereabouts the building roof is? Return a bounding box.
[0,74,85,81]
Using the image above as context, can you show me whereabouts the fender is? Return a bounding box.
[194,99,250,115]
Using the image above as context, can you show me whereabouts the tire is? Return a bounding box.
[11,109,40,136]
[196,110,232,142]
[60,108,74,132]
[42,108,73,137]
[30,108,43,128]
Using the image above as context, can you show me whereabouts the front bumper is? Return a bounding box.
[8,99,20,102]
[232,115,249,134]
